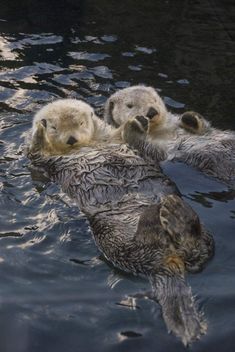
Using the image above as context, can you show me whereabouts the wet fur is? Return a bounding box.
[27,99,214,345]
[104,86,235,184]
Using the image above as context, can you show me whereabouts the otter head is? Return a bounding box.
[31,99,96,155]
[104,86,167,135]
[180,111,211,135]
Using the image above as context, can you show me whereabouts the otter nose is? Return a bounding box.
[146,107,158,119]
[67,136,77,145]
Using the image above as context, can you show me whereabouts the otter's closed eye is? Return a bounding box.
[109,101,114,110]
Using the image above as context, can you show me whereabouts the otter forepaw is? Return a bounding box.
[36,119,47,131]
[122,115,149,144]
[134,115,149,132]
[180,111,209,135]
[29,119,47,153]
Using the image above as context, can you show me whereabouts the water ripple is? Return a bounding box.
[68,51,110,62]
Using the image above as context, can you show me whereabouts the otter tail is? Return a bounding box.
[150,274,207,346]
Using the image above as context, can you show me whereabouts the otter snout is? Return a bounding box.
[67,136,78,145]
[146,107,158,119]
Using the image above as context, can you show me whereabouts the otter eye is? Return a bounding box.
[51,126,56,130]
[109,101,114,110]
[127,103,133,109]
[80,121,84,126]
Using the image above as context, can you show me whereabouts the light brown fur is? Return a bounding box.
[104,86,211,145]
[104,86,235,184]
[104,85,174,140]
[30,99,122,156]
[28,102,214,346]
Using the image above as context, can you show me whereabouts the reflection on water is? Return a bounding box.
[0,1,235,351]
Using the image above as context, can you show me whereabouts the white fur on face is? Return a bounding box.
[32,99,95,150]
[104,85,167,127]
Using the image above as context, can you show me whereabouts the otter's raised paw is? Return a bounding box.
[180,111,210,135]
[122,115,149,144]
[29,119,48,154]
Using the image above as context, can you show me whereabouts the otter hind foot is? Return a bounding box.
[159,195,201,240]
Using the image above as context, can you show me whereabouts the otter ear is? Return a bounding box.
[104,98,119,127]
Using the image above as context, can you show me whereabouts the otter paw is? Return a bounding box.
[180,111,205,134]
[122,115,149,144]
[128,115,149,134]
[40,118,47,128]
[159,195,200,239]
[29,120,48,153]
[135,115,149,131]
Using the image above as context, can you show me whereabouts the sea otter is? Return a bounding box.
[30,98,122,155]
[27,99,214,345]
[104,86,235,184]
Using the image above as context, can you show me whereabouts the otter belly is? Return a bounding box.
[28,142,214,345]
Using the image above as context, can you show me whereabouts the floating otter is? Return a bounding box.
[27,99,214,345]
[104,85,186,149]
[104,86,235,184]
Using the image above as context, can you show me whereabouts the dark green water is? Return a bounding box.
[0,1,234,351]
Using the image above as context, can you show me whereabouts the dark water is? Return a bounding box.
[0,1,235,351]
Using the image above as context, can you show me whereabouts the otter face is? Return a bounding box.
[32,99,95,155]
[104,86,167,133]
